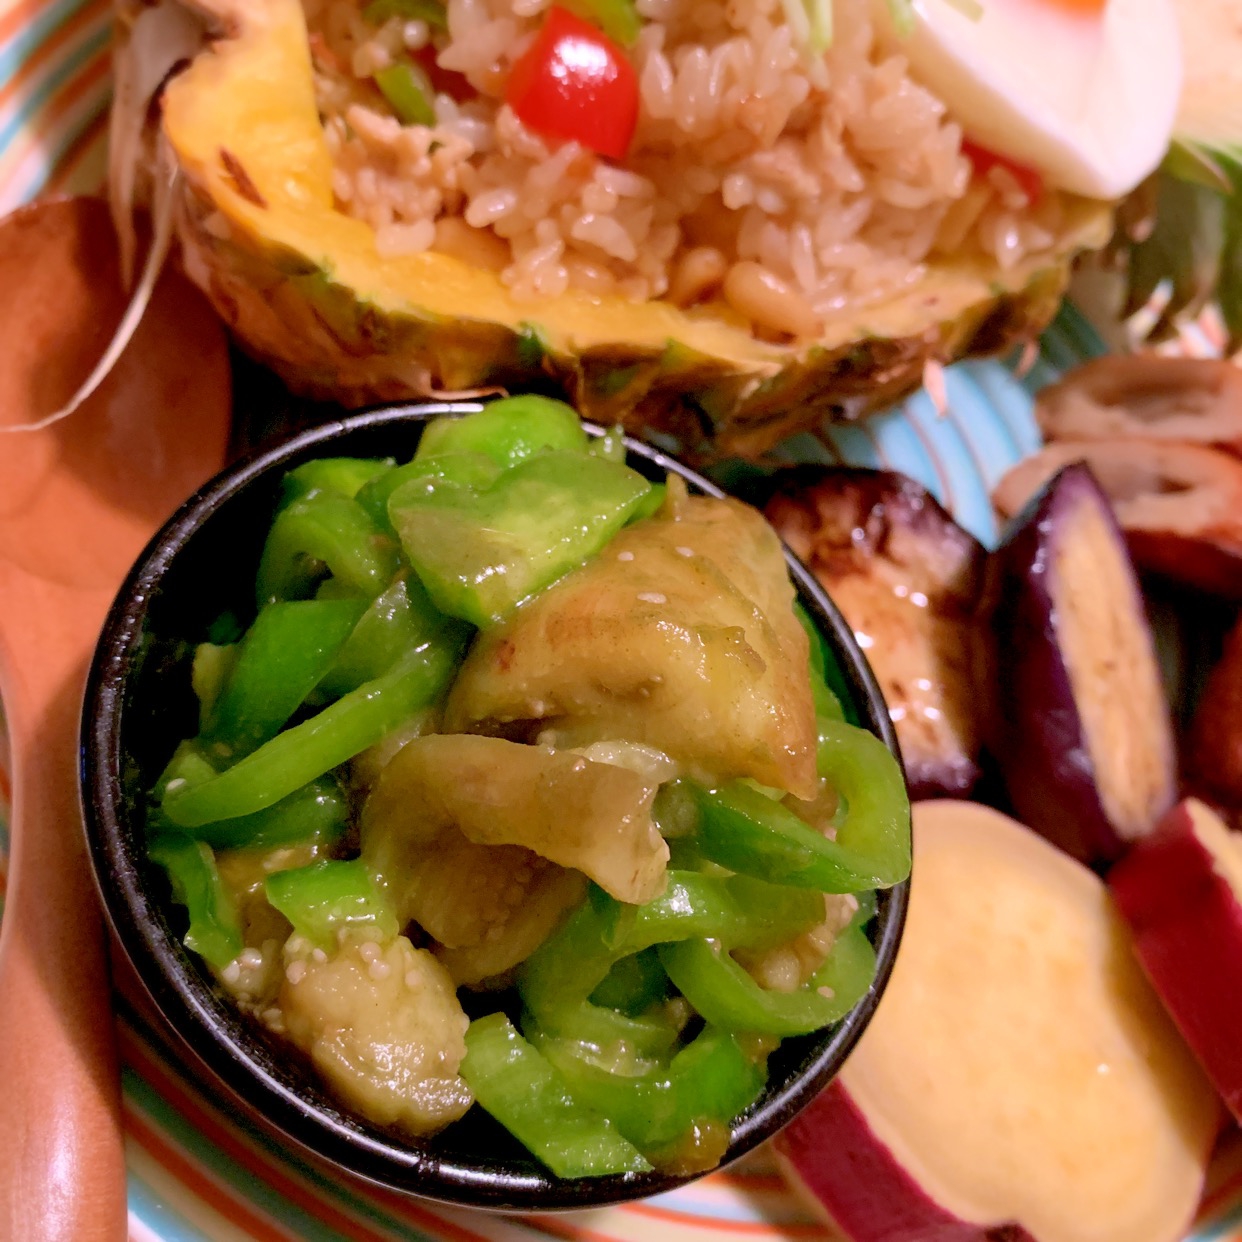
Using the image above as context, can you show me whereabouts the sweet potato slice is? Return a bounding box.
[775,800,1220,1242]
[990,464,1176,865]
[1110,798,1242,1124]
[1036,355,1242,454]
[765,468,992,798]
[993,439,1242,598]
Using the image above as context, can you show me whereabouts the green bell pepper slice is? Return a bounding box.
[256,492,400,605]
[657,917,876,1037]
[415,397,589,469]
[794,602,854,726]
[682,719,910,892]
[461,1013,652,1177]
[204,599,366,760]
[161,631,468,827]
[356,453,501,533]
[374,59,436,128]
[519,873,824,1044]
[149,835,243,970]
[536,1025,765,1156]
[316,575,460,700]
[390,450,652,626]
[281,457,395,505]
[589,947,669,1016]
[155,775,350,853]
[265,858,398,950]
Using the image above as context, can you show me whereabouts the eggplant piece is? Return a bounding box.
[1036,355,1242,455]
[993,438,1242,599]
[765,468,992,799]
[991,463,1177,865]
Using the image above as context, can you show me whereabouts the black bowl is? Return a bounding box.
[82,401,909,1212]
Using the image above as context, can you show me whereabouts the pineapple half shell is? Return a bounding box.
[117,0,1112,458]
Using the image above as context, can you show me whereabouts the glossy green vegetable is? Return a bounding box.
[204,598,365,759]
[281,456,394,504]
[316,575,458,699]
[461,1013,653,1177]
[203,780,350,851]
[658,921,875,1036]
[256,492,399,605]
[265,858,399,949]
[519,873,824,1042]
[414,395,588,468]
[536,1025,764,1155]
[149,835,243,969]
[355,453,501,532]
[390,450,651,626]
[162,633,467,827]
[680,721,910,891]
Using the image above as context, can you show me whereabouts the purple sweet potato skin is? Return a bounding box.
[775,1080,1037,1242]
[990,463,1172,866]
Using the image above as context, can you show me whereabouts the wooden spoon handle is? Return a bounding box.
[0,654,126,1241]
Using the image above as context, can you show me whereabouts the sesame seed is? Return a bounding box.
[286,960,307,985]
[637,591,667,604]
[358,941,380,965]
[312,947,328,963]
[405,970,423,990]
[368,960,391,981]
[239,948,264,969]
[675,546,694,557]
[817,985,836,999]
[221,960,241,985]
[617,550,635,562]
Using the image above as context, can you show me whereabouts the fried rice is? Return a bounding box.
[304,0,1076,338]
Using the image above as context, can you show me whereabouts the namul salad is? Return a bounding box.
[143,400,911,1176]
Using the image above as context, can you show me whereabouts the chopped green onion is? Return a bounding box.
[374,60,437,128]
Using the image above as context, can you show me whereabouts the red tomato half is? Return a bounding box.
[505,7,639,161]
[961,139,1044,205]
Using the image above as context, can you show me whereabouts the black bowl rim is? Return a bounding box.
[82,401,909,1212]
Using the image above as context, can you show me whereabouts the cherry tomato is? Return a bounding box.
[505,7,639,161]
[962,139,1044,205]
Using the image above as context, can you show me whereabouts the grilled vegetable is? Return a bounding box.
[990,464,1176,865]
[993,438,1242,599]
[111,0,1110,458]
[1184,615,1242,807]
[774,800,1220,1242]
[766,468,992,799]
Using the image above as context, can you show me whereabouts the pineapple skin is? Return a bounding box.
[127,0,1113,459]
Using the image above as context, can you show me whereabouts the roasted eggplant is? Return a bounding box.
[765,468,992,799]
[990,463,1177,865]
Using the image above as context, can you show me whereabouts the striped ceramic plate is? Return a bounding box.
[0,1,1240,1237]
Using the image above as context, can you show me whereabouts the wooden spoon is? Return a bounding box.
[0,197,231,1240]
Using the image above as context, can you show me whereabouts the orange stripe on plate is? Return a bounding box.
[626,1202,829,1237]
[119,1026,408,1242]
[125,1103,300,1242]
